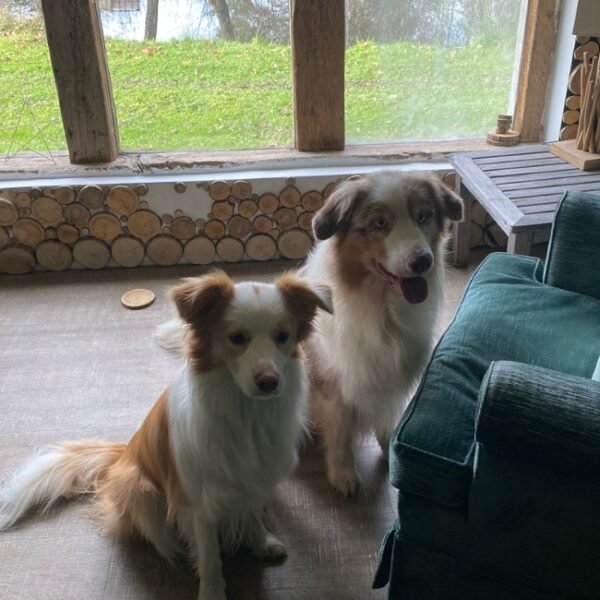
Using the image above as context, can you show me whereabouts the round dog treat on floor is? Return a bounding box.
[121,288,155,310]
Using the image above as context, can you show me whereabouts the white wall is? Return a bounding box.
[543,0,578,143]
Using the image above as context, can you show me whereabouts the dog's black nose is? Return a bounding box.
[409,253,433,275]
[254,371,280,393]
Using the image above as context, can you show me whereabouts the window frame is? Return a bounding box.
[513,0,559,142]
[32,0,557,166]
[40,0,119,164]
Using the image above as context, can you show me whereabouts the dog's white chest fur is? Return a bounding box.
[167,363,307,522]
[303,240,442,431]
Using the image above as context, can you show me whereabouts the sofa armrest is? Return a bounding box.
[543,190,600,299]
[476,361,600,468]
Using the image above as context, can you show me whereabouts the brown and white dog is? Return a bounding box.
[0,272,332,600]
[300,171,463,495]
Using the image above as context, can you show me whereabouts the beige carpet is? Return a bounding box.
[0,258,473,600]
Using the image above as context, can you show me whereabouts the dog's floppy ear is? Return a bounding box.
[170,271,235,326]
[312,176,369,240]
[435,178,464,222]
[277,274,333,341]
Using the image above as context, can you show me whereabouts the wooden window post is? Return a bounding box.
[291,0,345,151]
[513,0,558,143]
[41,0,119,164]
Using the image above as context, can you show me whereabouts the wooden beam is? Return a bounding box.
[41,0,119,164]
[291,0,345,151]
[513,0,558,143]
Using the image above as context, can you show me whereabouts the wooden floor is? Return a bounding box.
[0,258,474,600]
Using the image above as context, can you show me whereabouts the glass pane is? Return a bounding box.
[345,0,526,143]
[99,0,292,151]
[0,1,66,159]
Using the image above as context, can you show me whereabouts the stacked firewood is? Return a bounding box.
[576,51,600,153]
[0,179,330,275]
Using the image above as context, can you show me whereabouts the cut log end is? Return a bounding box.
[184,237,216,265]
[279,185,301,208]
[238,199,258,218]
[14,192,32,209]
[209,180,231,201]
[204,219,226,240]
[146,234,183,266]
[32,196,63,226]
[65,203,91,227]
[53,186,76,205]
[36,240,73,271]
[128,209,162,240]
[301,191,324,211]
[13,218,45,248]
[253,215,273,233]
[211,201,234,222]
[78,185,105,210]
[111,236,146,268]
[106,185,139,216]
[258,193,280,215]
[245,234,277,261]
[73,238,111,270]
[170,216,196,241]
[277,229,313,259]
[273,207,297,231]
[227,215,252,239]
[0,244,36,274]
[57,223,80,244]
[89,212,122,242]
[231,180,252,200]
[0,198,18,226]
[216,237,244,262]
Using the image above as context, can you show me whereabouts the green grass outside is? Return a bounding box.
[0,24,516,154]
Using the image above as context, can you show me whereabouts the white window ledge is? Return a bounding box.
[0,140,492,184]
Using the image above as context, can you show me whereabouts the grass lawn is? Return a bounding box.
[0,24,516,154]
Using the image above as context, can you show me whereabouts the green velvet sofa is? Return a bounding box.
[373,190,600,599]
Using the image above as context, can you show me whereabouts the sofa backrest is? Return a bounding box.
[543,190,600,300]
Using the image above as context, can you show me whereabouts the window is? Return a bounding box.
[99,0,141,11]
[5,0,555,164]
[0,0,66,159]
[345,0,527,142]
[99,0,293,150]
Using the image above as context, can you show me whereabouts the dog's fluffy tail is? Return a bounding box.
[0,440,124,530]
[153,318,187,358]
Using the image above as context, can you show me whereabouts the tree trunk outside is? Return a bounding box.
[208,0,235,40]
[145,0,159,41]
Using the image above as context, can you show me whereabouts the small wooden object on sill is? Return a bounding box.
[487,114,520,146]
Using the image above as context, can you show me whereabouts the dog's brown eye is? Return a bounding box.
[229,333,247,346]
[372,217,388,230]
[416,211,432,225]
[275,331,289,344]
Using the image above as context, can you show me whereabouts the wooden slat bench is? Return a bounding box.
[449,144,600,266]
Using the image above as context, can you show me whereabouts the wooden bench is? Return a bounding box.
[449,144,600,266]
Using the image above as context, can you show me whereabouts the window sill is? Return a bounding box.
[0,139,494,182]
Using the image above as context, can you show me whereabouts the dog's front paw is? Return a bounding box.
[251,533,287,561]
[328,465,360,496]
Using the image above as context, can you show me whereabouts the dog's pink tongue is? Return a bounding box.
[399,277,428,304]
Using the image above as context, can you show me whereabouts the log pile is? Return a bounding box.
[576,50,600,152]
[550,36,600,170]
[0,177,334,274]
[561,36,600,141]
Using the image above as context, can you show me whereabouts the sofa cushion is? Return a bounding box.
[391,251,600,506]
[543,190,600,300]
